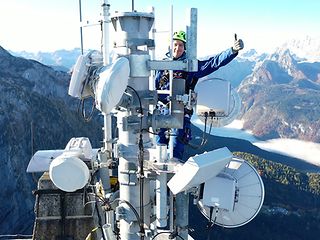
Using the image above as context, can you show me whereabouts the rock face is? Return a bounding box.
[197,43,320,142]
[0,46,102,234]
[238,49,320,142]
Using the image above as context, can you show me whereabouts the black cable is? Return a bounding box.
[77,59,101,122]
[126,86,144,132]
[138,133,145,239]
[206,207,218,240]
[174,113,210,150]
[141,128,159,135]
[102,198,143,228]
[0,235,33,239]
[100,18,103,54]
[176,234,185,240]
[151,231,185,240]
[79,98,95,122]
[126,86,143,115]
[93,183,107,240]
[126,85,146,239]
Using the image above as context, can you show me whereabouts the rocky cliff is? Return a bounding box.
[0,46,102,234]
[238,49,320,141]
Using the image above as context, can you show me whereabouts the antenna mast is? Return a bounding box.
[78,0,84,54]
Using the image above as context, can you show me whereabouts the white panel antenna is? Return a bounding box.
[68,50,103,98]
[167,147,233,195]
[194,78,241,127]
[197,157,265,228]
[26,149,64,173]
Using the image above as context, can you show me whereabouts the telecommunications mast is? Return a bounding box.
[27,1,264,239]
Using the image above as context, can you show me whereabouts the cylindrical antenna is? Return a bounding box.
[78,0,84,55]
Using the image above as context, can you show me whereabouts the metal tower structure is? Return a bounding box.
[27,1,264,239]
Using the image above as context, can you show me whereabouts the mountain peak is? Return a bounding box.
[0,45,12,58]
[278,36,320,62]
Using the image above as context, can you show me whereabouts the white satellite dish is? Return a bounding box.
[95,57,130,114]
[194,78,241,127]
[197,157,264,228]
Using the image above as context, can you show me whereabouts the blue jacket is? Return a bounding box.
[155,47,237,103]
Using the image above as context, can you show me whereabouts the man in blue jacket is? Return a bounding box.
[155,31,244,162]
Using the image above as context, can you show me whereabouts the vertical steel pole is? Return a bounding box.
[78,0,84,55]
[169,4,174,160]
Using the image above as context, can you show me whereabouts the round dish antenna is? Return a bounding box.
[194,78,241,127]
[49,154,90,192]
[197,157,264,228]
[95,57,130,114]
[49,137,93,192]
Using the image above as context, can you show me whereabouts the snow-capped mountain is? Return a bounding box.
[278,35,320,62]
[9,48,83,71]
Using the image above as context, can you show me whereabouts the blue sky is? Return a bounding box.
[0,0,319,57]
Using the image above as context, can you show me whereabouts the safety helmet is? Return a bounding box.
[173,31,186,43]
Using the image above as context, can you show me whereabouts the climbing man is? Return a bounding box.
[155,30,244,162]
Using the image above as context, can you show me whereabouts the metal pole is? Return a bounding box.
[78,0,84,55]
[186,8,198,72]
[101,0,112,155]
[169,4,174,159]
[101,0,110,65]
[100,0,112,202]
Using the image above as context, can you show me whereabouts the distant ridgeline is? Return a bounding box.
[0,46,102,235]
[189,152,320,240]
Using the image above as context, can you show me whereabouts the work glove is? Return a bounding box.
[232,39,244,53]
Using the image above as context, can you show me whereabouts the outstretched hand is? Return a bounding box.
[232,39,244,53]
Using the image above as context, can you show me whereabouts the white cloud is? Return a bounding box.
[254,139,320,167]
[192,117,320,168]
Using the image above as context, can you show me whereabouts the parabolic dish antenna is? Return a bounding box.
[197,157,264,228]
[194,78,241,127]
[49,154,90,192]
[95,57,130,114]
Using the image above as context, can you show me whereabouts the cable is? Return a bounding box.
[151,231,171,239]
[0,235,33,239]
[77,56,101,122]
[78,98,95,122]
[172,113,210,150]
[206,207,218,240]
[125,85,146,239]
[138,132,145,239]
[126,85,144,129]
[92,183,107,240]
[126,86,147,239]
[151,231,185,240]
[142,128,159,135]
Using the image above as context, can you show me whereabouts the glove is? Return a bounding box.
[232,39,244,53]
